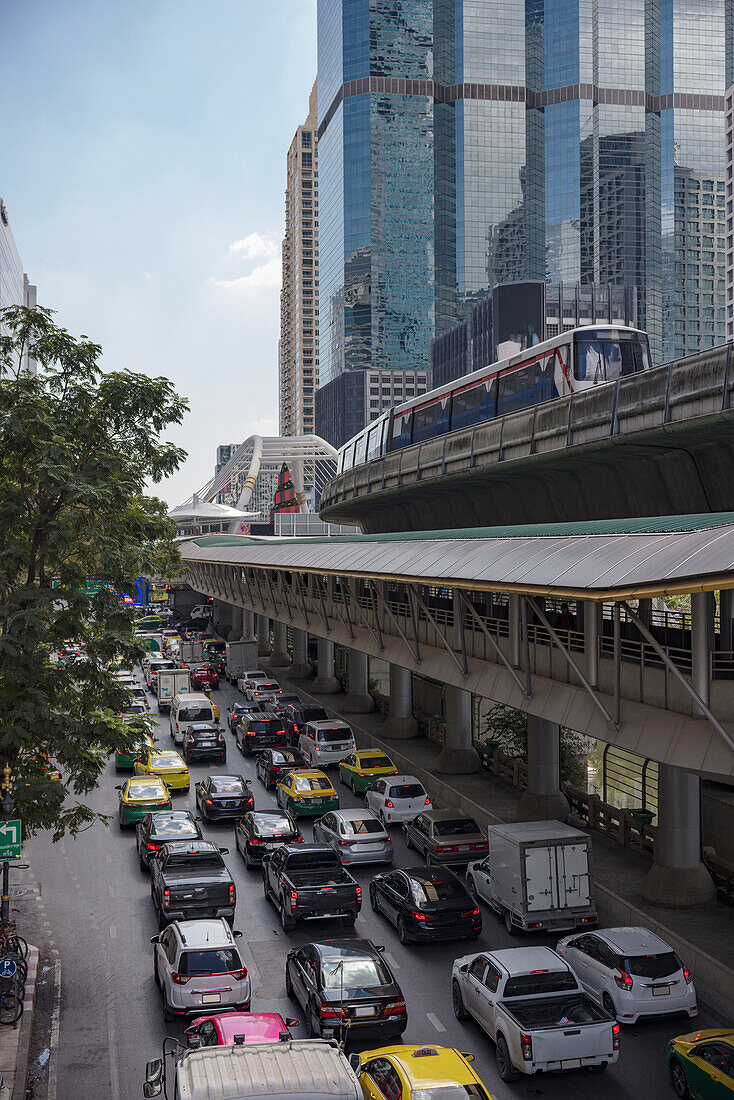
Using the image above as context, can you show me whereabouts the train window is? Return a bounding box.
[354,430,369,465]
[412,396,450,444]
[575,332,651,382]
[497,359,556,416]
[392,410,412,450]
[366,422,384,462]
[450,380,495,431]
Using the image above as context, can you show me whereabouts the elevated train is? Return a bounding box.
[337,324,652,473]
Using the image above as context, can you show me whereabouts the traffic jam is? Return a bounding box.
[112,612,724,1100]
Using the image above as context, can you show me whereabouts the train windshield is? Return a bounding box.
[574,329,651,382]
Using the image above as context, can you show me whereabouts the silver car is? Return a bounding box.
[313,808,393,865]
[152,918,250,1022]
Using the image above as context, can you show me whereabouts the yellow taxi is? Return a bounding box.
[339,749,399,794]
[201,687,220,722]
[667,1029,734,1098]
[356,1045,493,1100]
[276,769,339,818]
[116,776,172,828]
[134,749,190,793]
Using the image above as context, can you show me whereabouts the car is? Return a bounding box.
[234,810,302,869]
[115,732,156,772]
[370,865,481,945]
[195,774,254,824]
[298,720,356,769]
[200,688,220,722]
[152,918,250,1021]
[365,775,432,827]
[261,692,301,717]
[116,776,172,828]
[121,702,148,721]
[237,670,271,694]
[282,703,329,747]
[191,665,219,690]
[403,809,488,865]
[338,750,398,794]
[353,1044,493,1100]
[255,748,305,790]
[184,1011,300,1049]
[556,926,698,1024]
[182,724,227,764]
[227,702,262,732]
[276,770,339,818]
[150,841,236,928]
[136,810,202,871]
[134,749,190,793]
[245,680,282,703]
[130,686,150,710]
[286,938,407,1043]
[666,1028,734,1098]
[236,713,287,756]
[313,809,393,865]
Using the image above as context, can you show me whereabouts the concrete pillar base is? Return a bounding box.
[312,676,340,695]
[289,663,313,680]
[382,716,420,739]
[270,651,291,668]
[227,627,240,641]
[516,789,570,823]
[435,746,481,775]
[642,861,716,908]
[340,694,375,713]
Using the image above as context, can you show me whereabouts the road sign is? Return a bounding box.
[0,821,21,861]
[0,959,17,979]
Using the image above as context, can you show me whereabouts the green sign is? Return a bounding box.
[0,820,22,861]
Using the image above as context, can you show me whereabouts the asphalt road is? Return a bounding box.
[26,672,713,1100]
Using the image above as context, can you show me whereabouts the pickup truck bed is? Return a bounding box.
[502,992,607,1030]
[150,841,234,929]
[263,845,361,931]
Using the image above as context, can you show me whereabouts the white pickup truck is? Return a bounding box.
[451,945,620,1082]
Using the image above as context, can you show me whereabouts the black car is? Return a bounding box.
[182,724,227,764]
[283,703,329,747]
[285,938,407,1043]
[234,810,302,869]
[369,865,482,945]
[236,714,286,755]
[195,774,254,824]
[255,749,306,790]
[135,810,202,872]
[227,701,262,732]
[262,693,301,717]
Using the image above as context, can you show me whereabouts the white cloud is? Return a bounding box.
[228,231,278,260]
[208,257,281,294]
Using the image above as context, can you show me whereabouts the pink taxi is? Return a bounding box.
[184,1011,300,1049]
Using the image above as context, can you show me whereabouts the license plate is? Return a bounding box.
[201,742,214,748]
[353,1006,375,1018]
[458,845,470,852]
[201,993,221,1004]
[652,985,670,996]
[561,1059,581,1070]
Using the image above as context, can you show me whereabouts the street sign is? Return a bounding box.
[0,959,17,979]
[0,821,21,861]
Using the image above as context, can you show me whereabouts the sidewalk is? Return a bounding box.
[265,661,734,1021]
[0,944,38,1100]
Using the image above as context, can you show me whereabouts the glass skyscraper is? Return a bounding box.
[317,0,731,426]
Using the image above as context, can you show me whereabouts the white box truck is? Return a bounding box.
[466,820,597,936]
[225,640,257,684]
[156,668,191,713]
[179,640,204,665]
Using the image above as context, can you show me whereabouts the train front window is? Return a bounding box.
[575,331,651,382]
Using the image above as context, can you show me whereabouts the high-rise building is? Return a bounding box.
[0,197,37,373]
[316,0,730,446]
[726,85,734,343]
[280,82,319,439]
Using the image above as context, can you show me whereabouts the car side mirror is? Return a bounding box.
[349,1053,362,1076]
[233,930,243,938]
[145,1059,163,1087]
[114,785,122,791]
[261,853,272,863]
[461,1052,475,1063]
[375,945,385,952]
[285,1017,299,1028]
[150,934,160,944]
[186,1030,201,1049]
[219,848,229,856]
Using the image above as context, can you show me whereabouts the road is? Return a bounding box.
[25,670,711,1100]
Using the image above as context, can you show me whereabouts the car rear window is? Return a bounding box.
[413,1087,490,1100]
[152,821,198,839]
[503,971,579,997]
[286,850,339,871]
[251,814,294,837]
[179,706,212,722]
[179,948,241,975]
[150,755,180,768]
[342,818,384,836]
[622,952,680,979]
[316,728,352,743]
[271,752,298,764]
[433,818,480,837]
[165,852,223,868]
[361,754,391,767]
[128,782,165,800]
[412,878,466,903]
[302,708,328,722]
[390,784,425,799]
[321,956,390,989]
[211,779,244,794]
[250,719,278,732]
[294,776,332,792]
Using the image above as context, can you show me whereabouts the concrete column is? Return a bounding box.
[509,594,521,667]
[227,603,241,641]
[313,637,339,694]
[340,649,375,713]
[516,715,570,822]
[584,600,600,688]
[382,664,419,739]
[212,599,229,638]
[719,589,733,650]
[256,615,272,658]
[436,686,480,774]
[241,609,255,641]
[643,764,716,907]
[270,620,291,667]
[289,628,312,679]
[691,591,713,717]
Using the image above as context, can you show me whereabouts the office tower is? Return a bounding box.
[0,197,37,373]
[726,85,733,343]
[280,81,319,438]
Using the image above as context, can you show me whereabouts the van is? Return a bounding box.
[170,692,215,745]
[144,1038,361,1100]
[298,720,356,768]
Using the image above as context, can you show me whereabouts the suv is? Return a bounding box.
[236,714,286,756]
[191,666,219,690]
[298,720,356,768]
[182,724,227,764]
[152,918,250,1022]
[283,704,329,747]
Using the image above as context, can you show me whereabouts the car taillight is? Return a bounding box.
[470,843,486,850]
[293,724,299,732]
[355,886,362,903]
[612,1022,621,1049]
[462,907,481,918]
[385,800,394,808]
[290,890,298,906]
[358,773,366,778]
[146,842,161,851]
[247,731,256,737]
[228,884,235,905]
[296,834,304,842]
[205,798,213,806]
[249,836,261,845]
[230,967,247,981]
[163,889,170,910]
[171,972,190,985]
[437,844,458,853]
[520,1034,533,1061]
[383,997,406,1017]
[424,796,431,805]
[683,967,692,983]
[277,730,285,735]
[319,1003,346,1020]
[339,840,351,846]
[614,969,634,990]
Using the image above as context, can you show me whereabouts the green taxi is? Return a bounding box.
[276,770,339,818]
[115,734,155,773]
[116,776,172,828]
[667,1029,734,1097]
[338,749,399,793]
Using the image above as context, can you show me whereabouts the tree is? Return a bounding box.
[481,703,588,789]
[0,305,187,837]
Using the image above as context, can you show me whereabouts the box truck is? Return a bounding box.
[466,820,597,936]
[156,668,191,713]
[225,640,257,684]
[179,640,204,665]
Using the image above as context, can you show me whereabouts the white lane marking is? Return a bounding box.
[109,925,117,940]
[383,952,401,970]
[47,956,62,1100]
[427,1012,446,1033]
[108,886,115,898]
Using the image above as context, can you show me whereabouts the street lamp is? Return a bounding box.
[0,765,14,926]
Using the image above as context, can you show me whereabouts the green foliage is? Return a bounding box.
[0,305,187,838]
[481,703,588,789]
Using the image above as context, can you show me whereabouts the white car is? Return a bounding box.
[555,926,698,1024]
[298,720,356,768]
[153,918,250,1022]
[237,670,270,694]
[245,680,282,703]
[365,774,431,826]
[313,808,393,865]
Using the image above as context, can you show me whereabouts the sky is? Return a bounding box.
[0,0,318,505]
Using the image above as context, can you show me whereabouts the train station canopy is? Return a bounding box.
[179,511,734,601]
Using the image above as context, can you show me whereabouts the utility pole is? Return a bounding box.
[0,764,14,927]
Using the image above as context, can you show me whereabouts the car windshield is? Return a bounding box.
[128,782,165,800]
[179,949,241,975]
[503,971,578,997]
[321,956,390,989]
[413,1087,490,1100]
[150,756,180,768]
[211,779,244,794]
[294,776,332,792]
[251,814,294,837]
[342,818,383,836]
[317,728,351,743]
[433,818,479,837]
[179,706,211,721]
[622,952,680,978]
[412,877,466,904]
[390,784,425,799]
